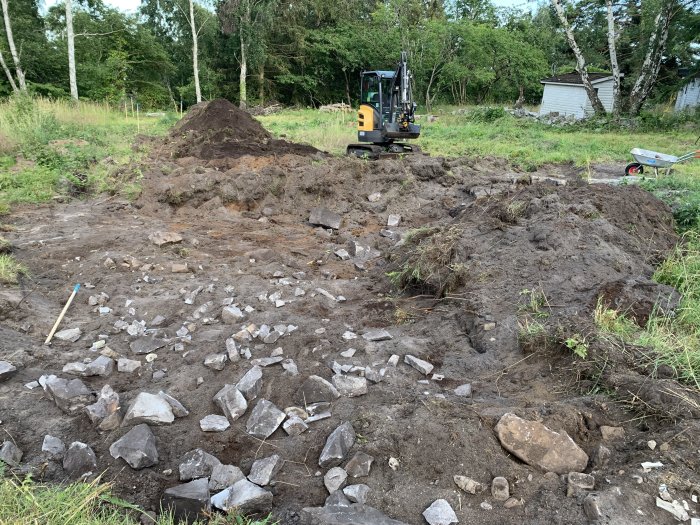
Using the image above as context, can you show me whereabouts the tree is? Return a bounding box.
[0,48,17,92]
[0,0,27,91]
[65,0,77,98]
[605,0,621,115]
[187,0,201,102]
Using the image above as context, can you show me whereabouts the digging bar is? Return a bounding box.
[44,283,81,345]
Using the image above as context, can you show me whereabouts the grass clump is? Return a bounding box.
[0,254,27,283]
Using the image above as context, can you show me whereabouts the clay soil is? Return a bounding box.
[1,99,699,524]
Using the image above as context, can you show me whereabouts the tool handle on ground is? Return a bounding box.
[44,284,80,345]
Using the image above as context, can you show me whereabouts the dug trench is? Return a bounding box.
[0,99,699,525]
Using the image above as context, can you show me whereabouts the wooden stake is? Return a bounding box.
[44,284,80,345]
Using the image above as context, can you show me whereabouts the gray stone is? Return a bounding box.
[309,207,342,230]
[118,358,141,373]
[130,337,166,355]
[63,442,97,476]
[332,375,368,397]
[319,421,355,468]
[123,393,175,426]
[109,424,159,469]
[0,361,17,382]
[282,359,299,376]
[495,413,588,474]
[591,444,611,469]
[325,490,352,507]
[365,367,384,383]
[152,370,166,381]
[343,484,370,504]
[213,385,248,422]
[0,441,22,466]
[157,392,189,417]
[203,354,227,371]
[42,435,66,459]
[324,467,348,493]
[453,475,484,494]
[236,366,263,401]
[200,415,230,432]
[387,214,401,227]
[422,499,458,525]
[85,384,121,430]
[55,327,82,342]
[179,449,221,481]
[295,375,340,405]
[345,451,373,478]
[247,454,282,486]
[283,416,308,436]
[210,479,273,514]
[250,356,284,367]
[567,472,595,497]
[149,231,183,246]
[209,464,245,492]
[491,477,509,501]
[246,399,285,439]
[225,338,241,363]
[335,249,350,261]
[42,375,95,414]
[404,355,434,375]
[302,504,409,525]
[221,305,245,323]
[161,478,210,524]
[362,329,392,342]
[454,384,472,397]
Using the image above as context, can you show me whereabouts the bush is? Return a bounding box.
[469,106,507,123]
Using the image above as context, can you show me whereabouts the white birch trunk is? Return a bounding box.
[189,0,201,103]
[65,0,78,99]
[238,0,250,109]
[605,0,621,116]
[551,0,606,115]
[0,0,26,91]
[0,48,18,92]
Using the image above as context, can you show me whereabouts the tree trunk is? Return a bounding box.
[551,0,606,115]
[0,0,26,91]
[514,85,524,109]
[258,65,264,105]
[605,0,621,116]
[189,0,201,103]
[65,0,78,99]
[627,2,674,116]
[0,48,18,93]
[238,0,250,109]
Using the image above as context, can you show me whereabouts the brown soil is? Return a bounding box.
[1,101,699,525]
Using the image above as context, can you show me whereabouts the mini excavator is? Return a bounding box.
[346,51,421,159]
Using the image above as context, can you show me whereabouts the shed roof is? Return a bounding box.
[541,72,613,85]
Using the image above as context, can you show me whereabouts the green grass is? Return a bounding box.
[0,253,27,283]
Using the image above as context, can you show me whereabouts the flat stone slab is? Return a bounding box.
[179,449,221,481]
[123,392,175,426]
[246,399,285,439]
[295,375,340,405]
[302,503,409,525]
[309,207,342,230]
[210,479,273,514]
[213,385,248,422]
[54,327,81,342]
[236,366,263,401]
[130,337,166,355]
[404,355,434,375]
[247,454,282,486]
[42,375,95,414]
[0,361,17,382]
[109,424,159,469]
[345,451,374,478]
[149,231,183,246]
[200,415,230,432]
[423,499,458,525]
[319,421,355,468]
[162,478,210,524]
[362,329,392,342]
[209,464,245,492]
[495,412,589,474]
[332,375,368,397]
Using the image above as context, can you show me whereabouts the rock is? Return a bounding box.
[42,375,95,414]
[365,367,384,383]
[85,384,121,430]
[213,385,248,422]
[600,425,625,441]
[324,467,348,493]
[302,504,409,525]
[250,356,284,367]
[309,207,342,230]
[221,305,245,323]
[335,249,351,261]
[387,214,401,227]
[209,464,245,492]
[248,454,282,486]
[200,415,230,432]
[236,366,263,401]
[656,497,690,522]
[362,329,392,342]
[157,392,189,417]
[130,337,166,355]
[42,435,66,459]
[0,361,17,382]
[343,484,370,504]
[149,231,183,246]
[332,375,368,397]
[491,477,509,501]
[246,399,286,439]
[582,487,623,521]
[345,451,374,478]
[171,263,188,273]
[161,478,210,524]
[295,375,340,405]
[566,472,595,497]
[283,415,308,436]
[54,327,81,342]
[583,494,603,521]
[422,499,458,525]
[454,384,472,397]
[63,356,114,377]
[319,421,355,468]
[591,444,611,469]
[63,442,97,476]
[203,354,227,371]
[109,424,159,469]
[367,192,381,202]
[282,359,299,376]
[404,355,433,375]
[495,413,588,474]
[326,490,352,507]
[504,497,524,508]
[179,449,221,481]
[123,393,175,426]
[210,479,273,514]
[118,358,141,373]
[0,441,22,466]
[453,475,484,494]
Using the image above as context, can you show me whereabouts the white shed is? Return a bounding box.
[539,72,616,119]
[675,74,700,111]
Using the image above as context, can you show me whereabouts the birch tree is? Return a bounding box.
[605,0,620,116]
[550,0,606,115]
[65,0,78,98]
[0,0,27,91]
[0,48,18,92]
[178,0,208,103]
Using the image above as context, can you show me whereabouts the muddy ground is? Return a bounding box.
[1,100,699,524]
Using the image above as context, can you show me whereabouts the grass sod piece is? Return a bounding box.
[0,254,27,283]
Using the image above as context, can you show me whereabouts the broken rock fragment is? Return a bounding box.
[343,484,370,504]
[495,413,588,474]
[109,424,159,469]
[236,366,263,401]
[319,421,355,468]
[157,391,189,417]
[0,441,23,466]
[324,466,348,493]
[149,231,183,246]
[423,499,458,525]
[42,375,95,414]
[210,479,273,514]
[345,451,374,478]
[404,355,434,375]
[200,415,230,432]
[42,435,66,459]
[123,392,175,426]
[309,207,341,230]
[203,354,227,371]
[130,337,166,355]
[453,475,484,494]
[85,384,121,430]
[0,361,17,382]
[491,476,510,501]
[302,504,409,525]
[179,449,221,481]
[209,464,245,492]
[246,399,286,439]
[63,442,97,476]
[567,472,595,497]
[295,375,340,405]
[247,454,282,486]
[117,358,141,373]
[213,385,248,422]
[54,327,82,342]
[332,375,368,397]
[283,415,308,436]
[362,329,392,342]
[161,478,210,524]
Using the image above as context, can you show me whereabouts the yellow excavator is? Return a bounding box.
[346,51,421,158]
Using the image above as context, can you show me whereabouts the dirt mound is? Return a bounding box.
[171,98,271,141]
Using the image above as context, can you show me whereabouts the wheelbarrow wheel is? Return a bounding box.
[625,162,644,176]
